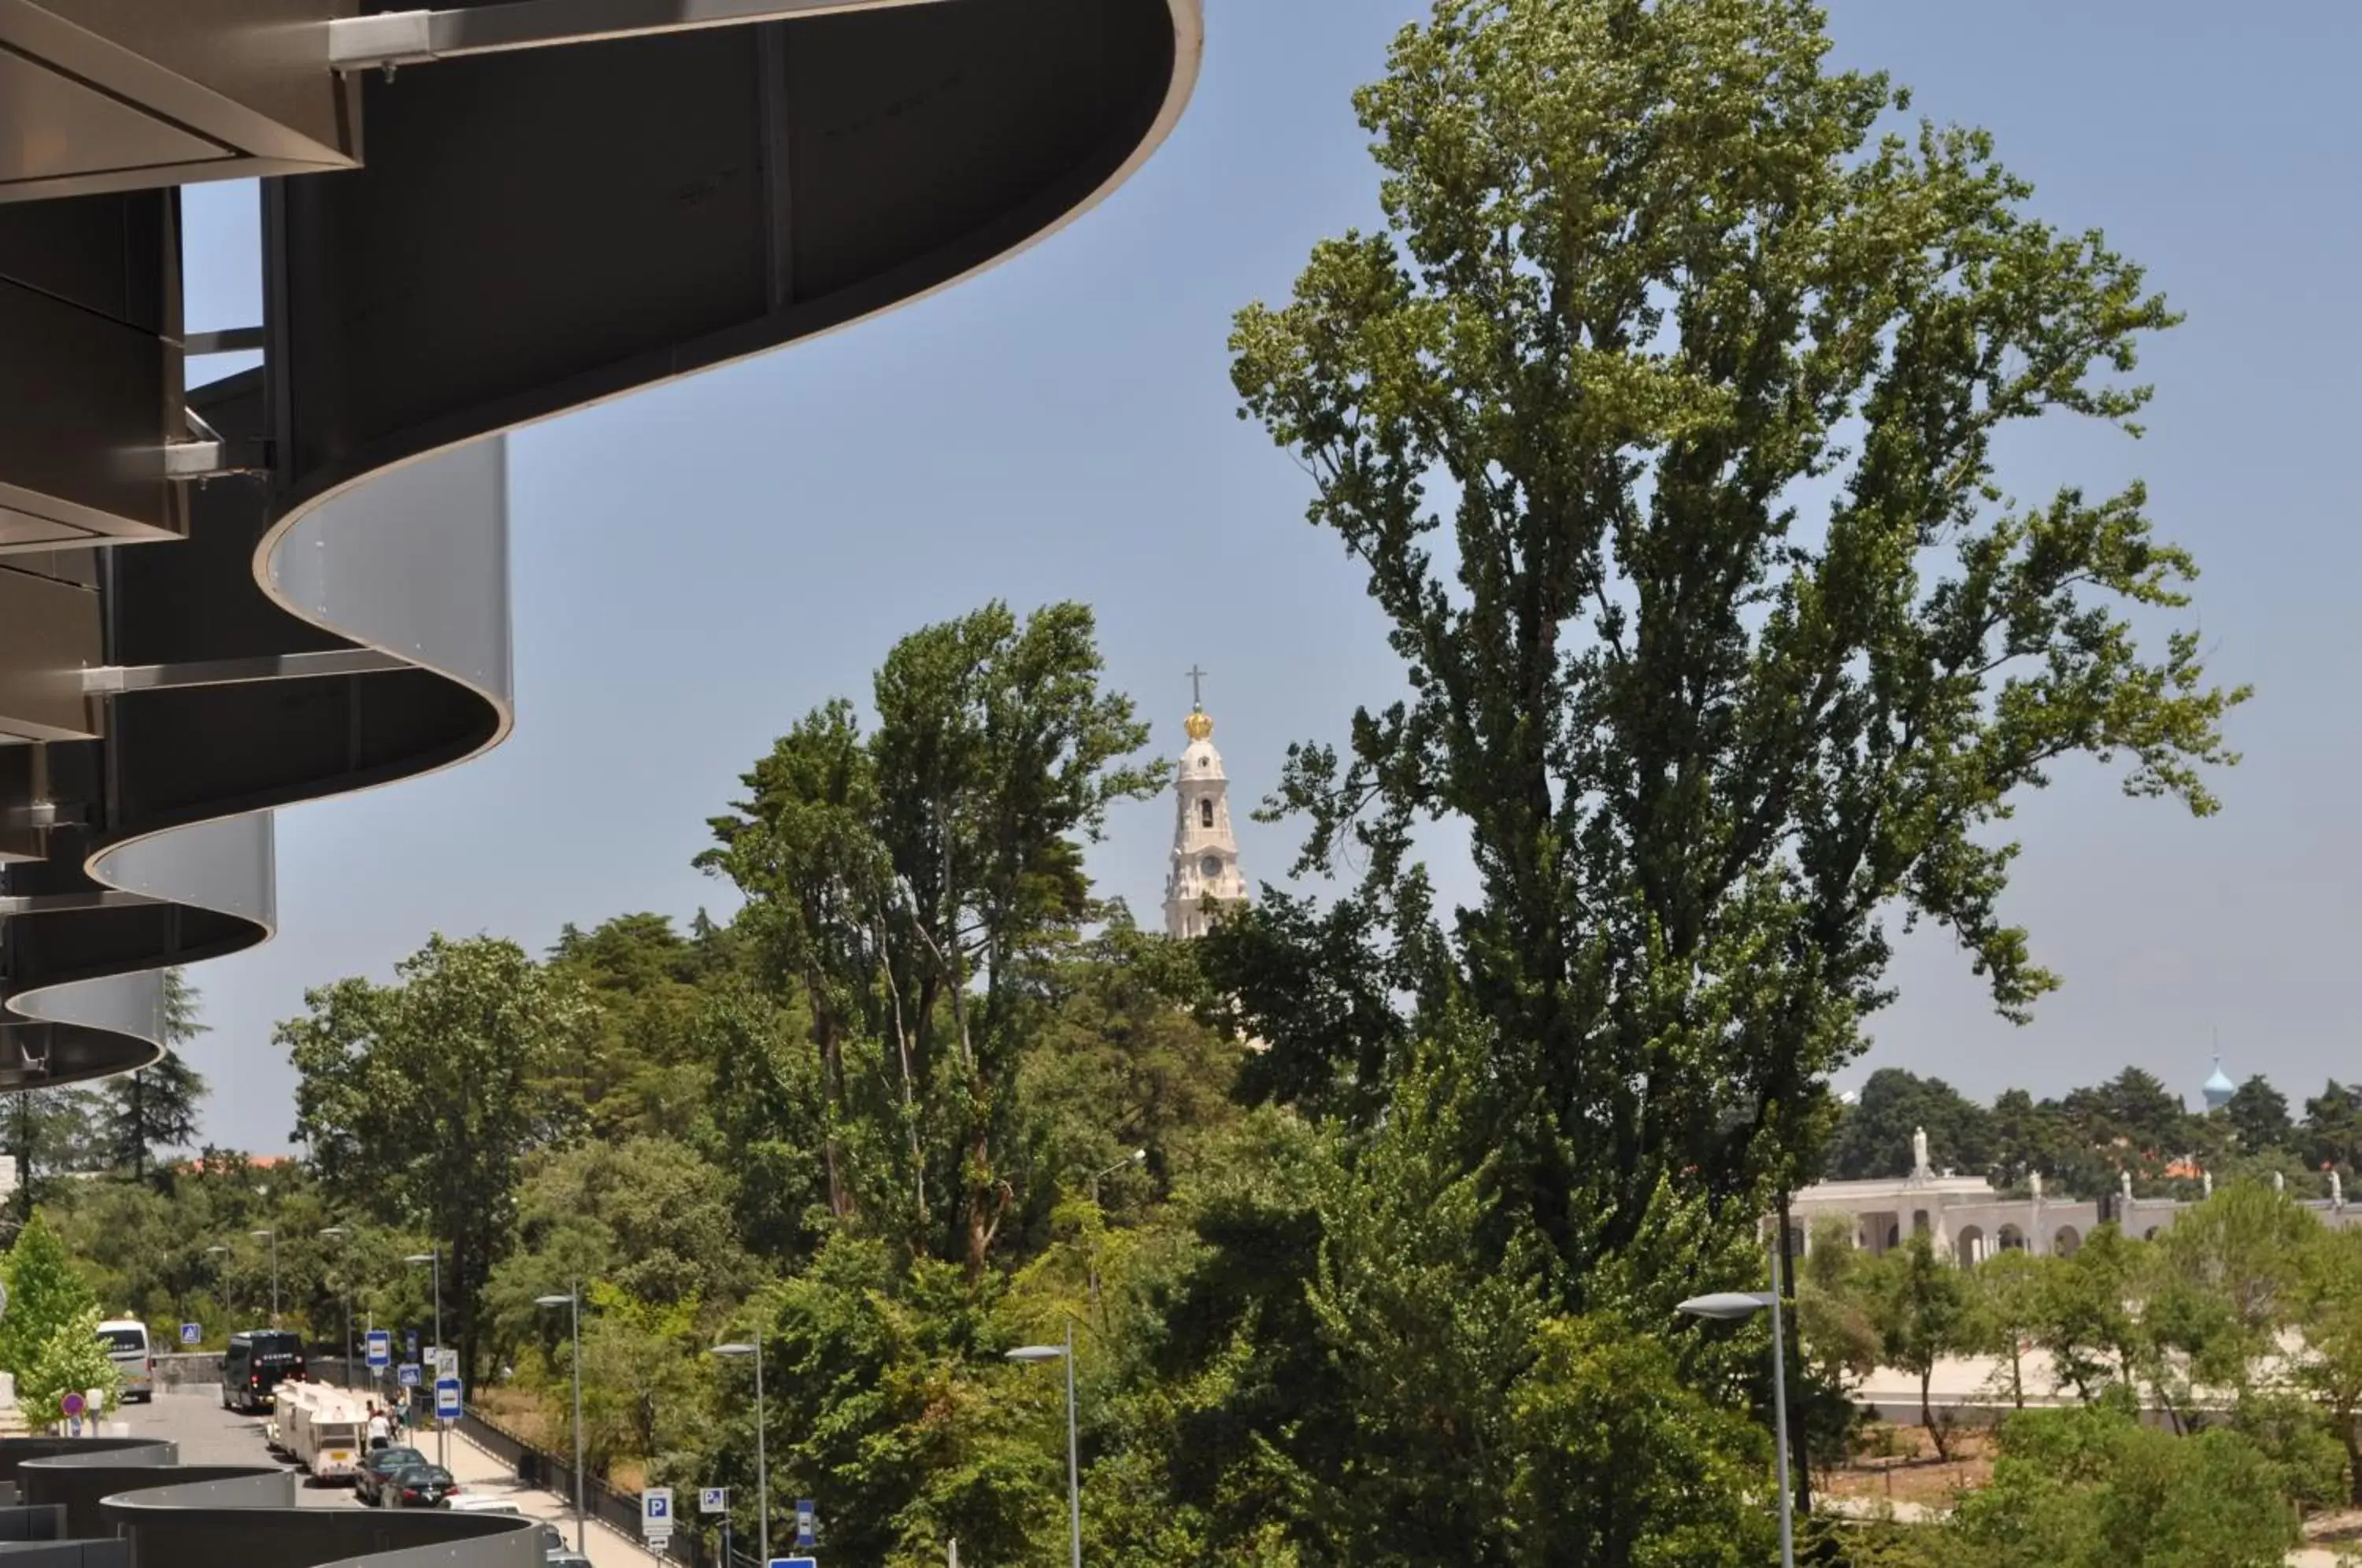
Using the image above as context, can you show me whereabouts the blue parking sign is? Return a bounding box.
[434,1378,461,1419]
[366,1329,391,1369]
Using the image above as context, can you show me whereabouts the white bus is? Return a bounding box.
[278,1381,371,1483]
[95,1319,152,1403]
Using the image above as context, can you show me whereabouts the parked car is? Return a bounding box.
[386,1463,458,1508]
[354,1446,426,1507]
[539,1525,594,1568]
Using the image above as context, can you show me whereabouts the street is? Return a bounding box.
[115,1389,664,1566]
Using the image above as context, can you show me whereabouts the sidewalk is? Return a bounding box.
[425,1424,670,1568]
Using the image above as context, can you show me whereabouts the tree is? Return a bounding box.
[17,1306,122,1426]
[4,1089,108,1226]
[1986,1089,2073,1192]
[106,967,209,1189]
[1823,1069,1991,1180]
[282,934,595,1382]
[2302,1080,2362,1175]
[1867,1233,1973,1459]
[2223,1074,2293,1156]
[0,1211,98,1378]
[1946,1404,2299,1567]
[704,601,1165,1280]
[1971,1249,2049,1410]
[2060,1067,2191,1167]
[1220,0,2245,1294]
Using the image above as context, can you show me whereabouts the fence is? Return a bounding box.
[454,1402,705,1568]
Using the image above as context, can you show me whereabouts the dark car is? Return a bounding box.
[220,1329,306,1415]
[387,1463,458,1508]
[354,1446,428,1507]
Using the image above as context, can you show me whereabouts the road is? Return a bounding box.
[117,1387,665,1567]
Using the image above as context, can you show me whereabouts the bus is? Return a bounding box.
[96,1319,153,1403]
[220,1329,305,1414]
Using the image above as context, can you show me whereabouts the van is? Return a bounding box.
[220,1329,305,1414]
[96,1319,153,1403]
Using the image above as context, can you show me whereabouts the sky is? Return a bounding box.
[170,1,2362,1152]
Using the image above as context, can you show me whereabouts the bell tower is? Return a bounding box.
[1164,668,1247,939]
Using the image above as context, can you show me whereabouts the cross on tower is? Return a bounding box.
[1187,664,1207,709]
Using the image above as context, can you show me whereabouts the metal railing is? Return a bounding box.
[455,1402,702,1566]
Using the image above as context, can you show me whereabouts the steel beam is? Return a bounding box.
[328,0,951,72]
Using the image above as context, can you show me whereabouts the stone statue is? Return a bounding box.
[2120,1170,2134,1204]
[2274,1170,2286,1193]
[2334,1170,2345,1210]
[1911,1126,1931,1179]
[2030,1171,2043,1201]
[2202,1169,2213,1197]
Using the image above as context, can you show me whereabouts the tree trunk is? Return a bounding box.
[2345,1414,2362,1507]
[2009,1337,2023,1409]
[1920,1366,1948,1462]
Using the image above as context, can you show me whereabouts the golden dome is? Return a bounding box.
[1183,708,1213,741]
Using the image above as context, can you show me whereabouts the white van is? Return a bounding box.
[96,1319,152,1403]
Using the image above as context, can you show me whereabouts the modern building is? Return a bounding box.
[0,0,1205,1102]
[1163,673,1249,939]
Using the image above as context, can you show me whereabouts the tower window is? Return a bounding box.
[1198,798,1214,828]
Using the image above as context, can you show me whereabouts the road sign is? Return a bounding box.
[767,1559,818,1568]
[58,1392,83,1418]
[795,1500,816,1548]
[397,1363,421,1389]
[699,1487,727,1514]
[178,1322,201,1346]
[405,1329,419,1355]
[365,1329,391,1369]
[431,1347,458,1381]
[433,1378,461,1420]
[640,1488,675,1540]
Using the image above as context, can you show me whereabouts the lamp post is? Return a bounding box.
[318,1227,352,1388]
[535,1287,586,1555]
[1005,1322,1080,1568]
[1676,1235,1796,1568]
[1083,1151,1146,1322]
[710,1341,768,1563]
[249,1229,279,1325]
[403,1248,444,1467]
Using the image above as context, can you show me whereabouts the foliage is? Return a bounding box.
[1222,0,2242,1310]
[282,934,597,1381]
[1946,1404,2298,1568]
[1825,1071,1991,1182]
[0,1211,98,1376]
[104,968,209,1190]
[17,1307,121,1422]
[1864,1235,1972,1459]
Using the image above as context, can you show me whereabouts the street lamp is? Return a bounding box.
[317,1227,355,1388]
[710,1341,768,1563]
[204,1244,231,1322]
[249,1229,279,1324]
[403,1248,445,1467]
[1006,1322,1081,1568]
[1676,1236,1796,1568]
[535,1288,586,1555]
[1086,1149,1146,1209]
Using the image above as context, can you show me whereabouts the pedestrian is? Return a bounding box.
[366,1402,391,1452]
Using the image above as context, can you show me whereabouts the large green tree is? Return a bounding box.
[106,967,209,1189]
[1824,1069,1991,1181]
[281,934,594,1381]
[1222,0,2241,1269]
[703,601,1165,1280]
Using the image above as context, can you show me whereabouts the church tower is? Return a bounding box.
[1164,668,1247,939]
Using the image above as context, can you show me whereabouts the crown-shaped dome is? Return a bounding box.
[1184,708,1213,741]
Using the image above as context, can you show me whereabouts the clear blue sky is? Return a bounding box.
[174,1,2362,1152]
